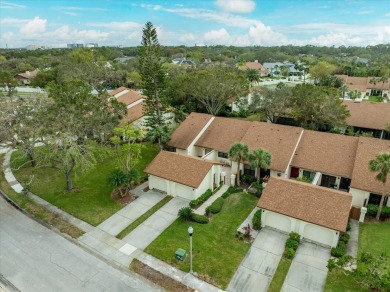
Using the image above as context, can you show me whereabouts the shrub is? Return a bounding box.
[346,222,351,232]
[178,207,193,222]
[249,182,263,198]
[242,175,256,184]
[296,177,312,183]
[327,258,337,271]
[289,232,300,243]
[360,251,373,263]
[285,238,299,251]
[331,242,346,258]
[339,233,350,244]
[190,213,209,224]
[206,197,224,215]
[284,248,295,259]
[252,210,262,230]
[189,189,213,209]
[366,204,390,219]
[221,186,242,199]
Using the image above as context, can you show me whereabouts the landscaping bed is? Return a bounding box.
[130,259,194,292]
[144,192,258,289]
[10,143,159,226]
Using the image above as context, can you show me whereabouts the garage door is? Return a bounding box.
[149,176,167,193]
[303,224,334,246]
[264,212,291,233]
[176,184,193,200]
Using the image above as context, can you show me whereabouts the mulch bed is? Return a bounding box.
[364,215,390,222]
[131,260,194,292]
[111,187,137,205]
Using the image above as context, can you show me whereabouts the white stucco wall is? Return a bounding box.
[270,170,286,178]
[349,188,370,207]
[186,117,215,156]
[175,148,188,155]
[261,209,339,247]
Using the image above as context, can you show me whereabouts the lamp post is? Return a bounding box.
[188,226,193,273]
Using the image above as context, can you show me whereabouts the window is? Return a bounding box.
[218,152,228,159]
[303,170,315,182]
[244,164,255,176]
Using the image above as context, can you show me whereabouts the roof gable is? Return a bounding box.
[109,86,128,96]
[350,137,390,194]
[145,151,214,188]
[291,130,359,178]
[258,177,352,231]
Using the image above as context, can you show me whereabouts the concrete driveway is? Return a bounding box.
[281,241,331,292]
[227,227,288,292]
[123,197,189,250]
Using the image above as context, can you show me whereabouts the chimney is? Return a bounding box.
[255,60,258,63]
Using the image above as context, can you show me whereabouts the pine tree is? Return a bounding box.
[139,21,170,150]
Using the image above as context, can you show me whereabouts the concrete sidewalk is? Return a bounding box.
[97,189,166,236]
[194,185,229,215]
[123,197,189,249]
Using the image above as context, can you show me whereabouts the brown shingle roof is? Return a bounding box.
[117,90,143,106]
[350,137,390,194]
[121,103,144,124]
[144,151,214,188]
[258,177,352,232]
[335,75,390,91]
[342,100,390,131]
[241,123,303,172]
[291,130,359,178]
[195,117,252,153]
[109,86,128,96]
[168,112,214,150]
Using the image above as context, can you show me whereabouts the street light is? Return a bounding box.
[188,226,193,273]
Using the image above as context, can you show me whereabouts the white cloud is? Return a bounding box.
[178,33,196,43]
[86,21,143,31]
[20,16,47,35]
[0,17,29,25]
[204,28,231,44]
[249,23,288,45]
[141,4,258,28]
[0,1,25,9]
[216,0,256,14]
[49,25,109,42]
[64,12,79,16]
[356,10,373,15]
[309,33,364,46]
[53,6,108,12]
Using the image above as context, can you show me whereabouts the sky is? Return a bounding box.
[0,0,389,48]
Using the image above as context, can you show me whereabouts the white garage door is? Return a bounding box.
[264,212,291,233]
[176,184,193,200]
[303,224,334,246]
[149,176,167,193]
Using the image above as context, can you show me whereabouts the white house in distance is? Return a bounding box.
[143,112,390,246]
[258,177,352,248]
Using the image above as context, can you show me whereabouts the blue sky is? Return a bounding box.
[1,0,389,48]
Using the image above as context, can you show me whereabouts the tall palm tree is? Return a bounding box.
[368,152,390,220]
[249,148,272,182]
[246,69,260,87]
[228,142,249,186]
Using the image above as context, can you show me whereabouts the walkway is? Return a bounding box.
[97,189,166,236]
[346,219,359,258]
[281,241,331,292]
[194,184,229,215]
[227,227,288,292]
[2,153,220,292]
[123,197,189,249]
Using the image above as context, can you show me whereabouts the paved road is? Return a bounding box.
[281,241,330,292]
[0,196,162,292]
[227,228,288,292]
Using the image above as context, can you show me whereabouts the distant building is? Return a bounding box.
[67,43,85,49]
[172,58,196,66]
[85,43,98,48]
[114,56,136,63]
[336,74,390,99]
[238,60,269,76]
[263,62,301,77]
[15,69,39,86]
[354,58,369,65]
[26,45,47,50]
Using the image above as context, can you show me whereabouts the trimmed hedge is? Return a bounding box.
[366,204,390,219]
[221,186,242,199]
[189,189,213,209]
[283,232,300,259]
[191,213,209,224]
[252,210,262,230]
[339,233,350,244]
[285,238,299,250]
[205,197,224,215]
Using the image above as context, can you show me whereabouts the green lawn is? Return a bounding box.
[268,258,292,292]
[145,192,258,289]
[324,222,390,291]
[11,143,159,226]
[363,96,383,102]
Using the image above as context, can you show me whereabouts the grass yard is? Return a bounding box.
[145,192,258,289]
[11,143,159,226]
[267,258,292,292]
[324,222,390,291]
[362,96,383,102]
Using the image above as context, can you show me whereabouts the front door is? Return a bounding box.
[290,167,299,178]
